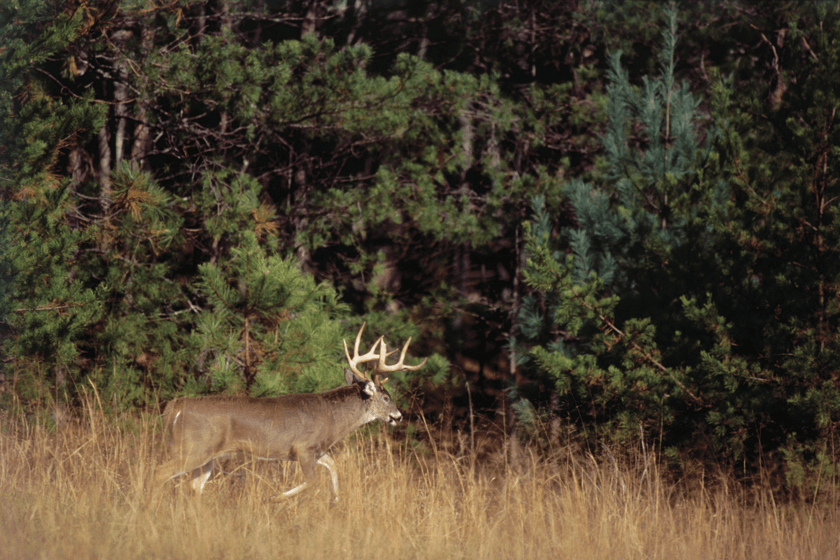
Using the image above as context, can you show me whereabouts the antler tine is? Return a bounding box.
[376,337,428,380]
[343,322,384,379]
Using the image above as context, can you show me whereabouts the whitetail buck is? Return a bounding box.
[155,324,426,500]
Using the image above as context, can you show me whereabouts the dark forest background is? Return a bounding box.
[3,0,840,492]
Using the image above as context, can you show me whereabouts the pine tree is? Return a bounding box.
[688,4,840,486]
[517,7,708,450]
[194,231,349,397]
[519,5,840,490]
[1,0,106,407]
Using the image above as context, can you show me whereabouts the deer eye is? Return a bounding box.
[383,395,390,403]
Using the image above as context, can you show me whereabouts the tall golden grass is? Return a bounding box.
[1,395,839,560]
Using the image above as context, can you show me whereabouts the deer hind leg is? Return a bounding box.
[190,460,215,493]
[155,455,216,494]
[317,455,339,498]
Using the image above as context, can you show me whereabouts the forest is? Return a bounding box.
[2,0,840,499]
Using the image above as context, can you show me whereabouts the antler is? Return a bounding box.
[375,337,427,385]
[343,323,427,387]
[343,323,384,380]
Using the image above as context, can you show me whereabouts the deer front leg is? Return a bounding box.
[272,453,338,500]
[275,451,316,499]
[280,480,309,497]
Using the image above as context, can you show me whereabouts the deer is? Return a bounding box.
[154,323,426,500]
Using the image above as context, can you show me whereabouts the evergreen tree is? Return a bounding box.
[3,2,462,409]
[519,5,840,490]
[687,4,840,486]
[194,231,349,397]
[1,0,107,406]
[517,7,710,451]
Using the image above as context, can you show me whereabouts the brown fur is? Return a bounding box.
[155,370,401,498]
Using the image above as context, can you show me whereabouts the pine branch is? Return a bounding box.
[14,303,83,313]
[563,280,703,406]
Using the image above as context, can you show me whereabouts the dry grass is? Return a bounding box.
[1,400,839,560]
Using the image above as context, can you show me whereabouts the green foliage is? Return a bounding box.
[3,2,457,410]
[692,5,840,484]
[517,5,840,490]
[0,1,105,185]
[195,231,349,396]
[5,181,103,379]
[0,200,11,319]
[0,1,98,404]
[517,7,712,452]
[3,161,191,409]
[135,15,527,361]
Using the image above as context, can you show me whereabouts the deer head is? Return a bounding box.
[342,322,427,425]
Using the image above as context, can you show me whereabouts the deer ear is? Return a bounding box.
[344,368,377,396]
[363,380,377,396]
[345,368,363,385]
[345,368,376,394]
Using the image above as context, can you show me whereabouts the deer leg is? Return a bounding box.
[156,454,215,494]
[317,455,339,498]
[190,460,215,493]
[277,456,337,499]
[155,457,198,486]
[280,480,309,497]
[274,452,318,499]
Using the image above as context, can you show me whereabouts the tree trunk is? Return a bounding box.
[130,26,155,167]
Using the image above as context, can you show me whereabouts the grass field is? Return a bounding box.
[2,398,839,560]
